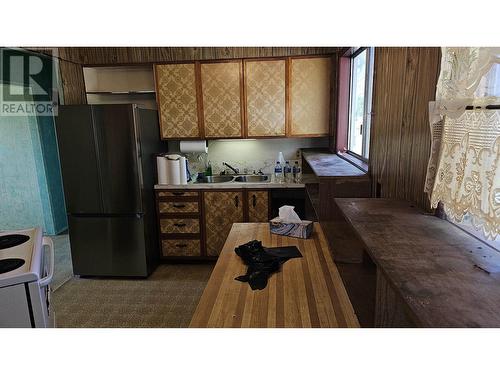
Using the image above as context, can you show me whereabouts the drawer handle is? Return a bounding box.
[252,194,256,207]
[173,222,186,227]
[173,203,186,208]
[234,195,239,207]
[175,243,188,248]
[172,192,185,196]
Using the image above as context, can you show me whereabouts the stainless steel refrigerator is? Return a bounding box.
[55,104,165,277]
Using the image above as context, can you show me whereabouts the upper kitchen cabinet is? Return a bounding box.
[244,59,286,137]
[289,57,331,136]
[201,61,244,138]
[155,63,201,139]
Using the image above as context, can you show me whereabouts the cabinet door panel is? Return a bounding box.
[245,60,286,137]
[204,191,244,256]
[290,57,331,136]
[201,61,243,138]
[247,191,269,222]
[155,63,200,138]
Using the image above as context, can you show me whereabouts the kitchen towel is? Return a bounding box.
[179,156,188,184]
[166,156,181,185]
[234,240,302,290]
[156,155,168,184]
[179,140,208,153]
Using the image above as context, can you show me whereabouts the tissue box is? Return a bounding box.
[269,217,314,239]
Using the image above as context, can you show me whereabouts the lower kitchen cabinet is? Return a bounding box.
[156,188,272,259]
[247,190,270,222]
[204,190,244,256]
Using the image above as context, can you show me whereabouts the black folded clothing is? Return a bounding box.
[234,240,302,290]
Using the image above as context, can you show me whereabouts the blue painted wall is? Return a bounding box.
[0,82,67,234]
[37,115,67,233]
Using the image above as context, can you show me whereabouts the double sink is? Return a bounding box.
[195,174,271,184]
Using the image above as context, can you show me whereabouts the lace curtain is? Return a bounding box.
[425,47,500,239]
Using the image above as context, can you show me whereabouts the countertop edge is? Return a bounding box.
[154,182,306,190]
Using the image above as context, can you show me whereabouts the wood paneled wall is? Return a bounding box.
[58,59,87,105]
[369,47,441,211]
[22,48,87,105]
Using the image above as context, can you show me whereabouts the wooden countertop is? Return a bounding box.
[335,198,500,327]
[190,223,359,328]
[302,150,367,178]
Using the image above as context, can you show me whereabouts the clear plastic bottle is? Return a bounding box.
[274,161,283,183]
[293,161,301,183]
[284,161,292,183]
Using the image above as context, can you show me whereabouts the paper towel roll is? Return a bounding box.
[180,140,208,153]
[157,156,168,184]
[179,156,188,184]
[166,157,181,185]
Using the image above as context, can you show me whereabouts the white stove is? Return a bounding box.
[0,227,55,328]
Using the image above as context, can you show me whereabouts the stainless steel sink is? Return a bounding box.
[233,175,270,183]
[196,175,234,183]
[195,174,271,184]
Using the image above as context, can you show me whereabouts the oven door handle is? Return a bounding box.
[39,237,54,288]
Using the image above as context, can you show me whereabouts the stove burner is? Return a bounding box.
[0,234,30,250]
[0,258,25,274]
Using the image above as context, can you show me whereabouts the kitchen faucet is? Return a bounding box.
[221,162,239,175]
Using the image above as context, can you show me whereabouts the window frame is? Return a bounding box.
[344,47,374,163]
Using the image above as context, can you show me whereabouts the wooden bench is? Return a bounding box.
[335,198,500,327]
[190,222,359,328]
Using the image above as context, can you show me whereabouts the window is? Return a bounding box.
[474,62,500,99]
[347,48,374,159]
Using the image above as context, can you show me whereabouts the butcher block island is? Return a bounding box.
[190,222,359,328]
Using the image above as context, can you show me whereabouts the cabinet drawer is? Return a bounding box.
[159,201,199,214]
[160,218,200,234]
[158,191,199,198]
[162,239,201,257]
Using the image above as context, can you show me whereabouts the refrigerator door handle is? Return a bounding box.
[132,106,144,190]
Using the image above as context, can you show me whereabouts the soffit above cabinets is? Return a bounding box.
[83,66,155,93]
[83,66,157,109]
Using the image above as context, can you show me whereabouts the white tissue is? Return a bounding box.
[278,205,302,224]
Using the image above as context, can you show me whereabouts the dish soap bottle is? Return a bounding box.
[205,160,212,176]
[274,161,283,183]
